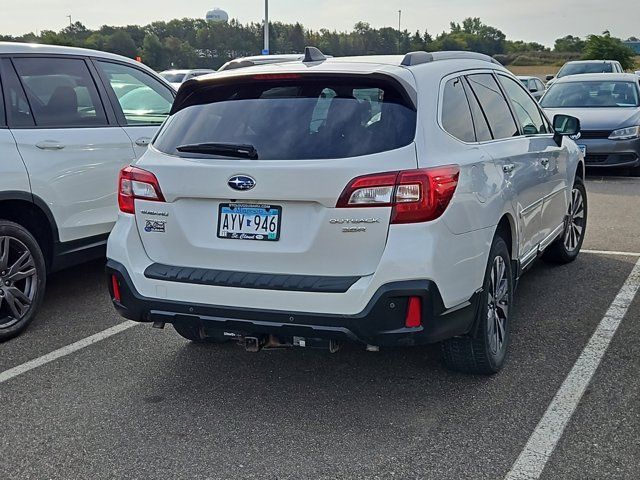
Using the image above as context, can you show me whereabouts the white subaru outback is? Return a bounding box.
[107,48,586,374]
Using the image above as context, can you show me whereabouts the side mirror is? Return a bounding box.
[545,74,555,81]
[529,87,538,93]
[553,114,581,146]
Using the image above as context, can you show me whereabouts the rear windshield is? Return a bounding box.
[541,81,640,108]
[557,63,613,78]
[153,77,416,160]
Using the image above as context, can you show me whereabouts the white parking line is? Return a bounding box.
[505,256,640,480]
[0,321,137,384]
[583,249,640,257]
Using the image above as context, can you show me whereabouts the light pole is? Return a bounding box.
[263,0,269,55]
[398,10,402,32]
[67,14,72,28]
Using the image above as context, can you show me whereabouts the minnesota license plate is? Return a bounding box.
[217,203,281,241]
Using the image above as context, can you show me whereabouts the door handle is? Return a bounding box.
[540,158,550,168]
[35,141,65,151]
[502,163,515,174]
[135,137,151,147]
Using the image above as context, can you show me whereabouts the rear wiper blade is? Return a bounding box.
[176,142,258,159]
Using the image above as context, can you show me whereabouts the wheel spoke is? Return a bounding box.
[0,237,9,271]
[7,250,34,278]
[4,287,30,319]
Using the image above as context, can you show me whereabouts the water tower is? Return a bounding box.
[206,8,229,23]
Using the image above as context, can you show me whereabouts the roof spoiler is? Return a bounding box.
[303,46,327,63]
[401,51,502,67]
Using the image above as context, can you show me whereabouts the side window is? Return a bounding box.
[536,79,545,91]
[441,77,475,142]
[0,59,34,127]
[12,57,108,127]
[466,73,518,140]
[461,77,492,142]
[0,70,6,127]
[497,75,548,135]
[96,61,173,126]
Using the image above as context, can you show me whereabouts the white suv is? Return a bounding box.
[0,42,175,340]
[107,48,586,374]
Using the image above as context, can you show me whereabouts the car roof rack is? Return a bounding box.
[401,51,502,67]
[303,46,327,63]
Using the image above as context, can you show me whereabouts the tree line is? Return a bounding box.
[1,17,636,71]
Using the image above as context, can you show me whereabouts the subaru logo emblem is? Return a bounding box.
[228,175,256,191]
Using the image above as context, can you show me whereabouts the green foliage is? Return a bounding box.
[582,33,637,70]
[5,16,632,71]
[554,35,585,53]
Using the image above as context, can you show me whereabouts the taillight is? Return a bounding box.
[118,166,165,214]
[336,166,459,224]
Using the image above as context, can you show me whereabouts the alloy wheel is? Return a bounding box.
[564,187,586,252]
[487,255,509,355]
[0,236,38,328]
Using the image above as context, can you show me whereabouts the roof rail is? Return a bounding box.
[303,46,327,63]
[401,50,502,67]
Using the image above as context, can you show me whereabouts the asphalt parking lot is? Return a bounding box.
[1,173,639,480]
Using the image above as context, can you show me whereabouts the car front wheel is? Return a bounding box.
[0,221,46,342]
[543,177,587,264]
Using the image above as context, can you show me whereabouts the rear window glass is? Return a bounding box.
[557,62,613,78]
[154,77,416,160]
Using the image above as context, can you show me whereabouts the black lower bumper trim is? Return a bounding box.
[144,262,360,293]
[107,260,479,347]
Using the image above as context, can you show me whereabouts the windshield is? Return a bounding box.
[541,81,640,108]
[520,79,529,86]
[557,63,613,78]
[154,77,416,160]
[160,72,186,83]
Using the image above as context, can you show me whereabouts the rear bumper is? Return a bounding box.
[581,138,640,168]
[107,260,479,347]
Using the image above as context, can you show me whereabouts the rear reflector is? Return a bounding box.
[336,166,459,224]
[111,275,121,303]
[405,296,422,328]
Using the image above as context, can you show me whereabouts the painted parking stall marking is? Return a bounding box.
[505,256,640,480]
[0,321,137,384]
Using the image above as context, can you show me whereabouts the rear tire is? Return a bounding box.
[442,235,513,375]
[173,321,229,343]
[542,177,587,264]
[0,221,47,342]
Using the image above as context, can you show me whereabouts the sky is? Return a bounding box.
[1,0,639,47]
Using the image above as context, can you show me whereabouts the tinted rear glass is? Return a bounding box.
[154,77,416,160]
[161,73,186,83]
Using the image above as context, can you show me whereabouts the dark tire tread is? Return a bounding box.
[442,235,512,375]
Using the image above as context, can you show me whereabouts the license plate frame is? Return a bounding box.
[217,203,282,241]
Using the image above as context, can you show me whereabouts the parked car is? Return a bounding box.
[635,70,640,77]
[107,48,586,375]
[540,73,640,173]
[0,42,175,341]
[546,60,624,87]
[517,75,546,100]
[159,69,216,89]
[218,54,305,72]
